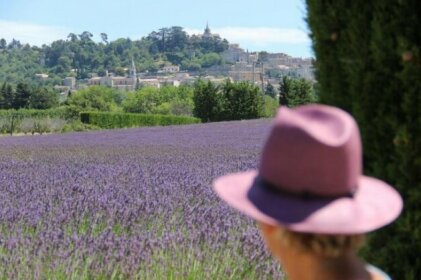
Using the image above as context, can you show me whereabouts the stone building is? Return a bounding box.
[222,44,251,64]
[63,77,76,89]
[162,65,180,73]
[228,61,262,83]
[87,59,138,91]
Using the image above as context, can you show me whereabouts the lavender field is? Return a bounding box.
[0,120,283,279]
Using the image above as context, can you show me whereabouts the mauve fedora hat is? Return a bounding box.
[213,105,403,234]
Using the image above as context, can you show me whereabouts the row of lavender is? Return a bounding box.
[0,120,283,279]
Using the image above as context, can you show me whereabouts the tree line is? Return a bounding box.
[1,76,315,121]
[0,82,59,110]
[193,77,316,122]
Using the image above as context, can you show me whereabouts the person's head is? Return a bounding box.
[258,222,369,279]
[258,223,365,260]
[212,105,403,276]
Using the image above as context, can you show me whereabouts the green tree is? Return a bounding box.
[0,83,6,109]
[2,83,14,109]
[262,95,279,118]
[8,39,22,50]
[67,33,78,42]
[100,33,108,45]
[13,82,31,109]
[265,82,277,98]
[56,55,72,74]
[279,76,290,106]
[258,51,269,63]
[122,85,194,115]
[200,52,222,68]
[306,0,421,278]
[168,98,194,116]
[0,38,6,49]
[166,26,188,51]
[67,86,119,112]
[278,76,315,107]
[292,78,315,106]
[221,80,264,120]
[79,31,93,42]
[114,67,126,76]
[192,80,221,122]
[122,86,160,114]
[29,87,59,109]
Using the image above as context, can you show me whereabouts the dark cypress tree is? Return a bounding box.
[29,87,59,109]
[265,82,277,99]
[13,82,31,109]
[192,79,221,122]
[278,76,290,107]
[306,0,421,278]
[1,83,15,109]
[0,82,5,109]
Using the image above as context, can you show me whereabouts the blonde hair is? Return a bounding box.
[273,227,365,258]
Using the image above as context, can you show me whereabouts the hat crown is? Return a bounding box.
[259,105,362,197]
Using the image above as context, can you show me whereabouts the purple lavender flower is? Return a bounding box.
[0,120,283,279]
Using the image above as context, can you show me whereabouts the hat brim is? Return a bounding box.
[213,170,403,234]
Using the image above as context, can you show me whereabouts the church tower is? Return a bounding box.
[130,57,137,89]
[204,21,211,37]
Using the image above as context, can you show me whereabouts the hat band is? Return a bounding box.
[257,177,355,199]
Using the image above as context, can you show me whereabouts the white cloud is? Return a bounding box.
[0,20,70,46]
[185,26,310,45]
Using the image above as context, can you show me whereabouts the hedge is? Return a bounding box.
[306,0,421,278]
[80,112,201,129]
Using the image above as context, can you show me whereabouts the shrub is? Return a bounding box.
[34,118,51,135]
[0,118,8,134]
[262,96,279,118]
[61,121,100,133]
[0,109,71,135]
[80,112,200,129]
[20,118,36,135]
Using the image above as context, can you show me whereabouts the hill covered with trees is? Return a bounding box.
[0,26,229,86]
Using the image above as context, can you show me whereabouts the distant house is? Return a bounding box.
[162,65,180,73]
[87,75,137,91]
[35,73,49,80]
[86,59,138,90]
[138,78,161,88]
[228,62,262,83]
[88,77,101,86]
[159,77,181,87]
[63,77,76,89]
[222,44,258,64]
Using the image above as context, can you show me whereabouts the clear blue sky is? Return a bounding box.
[0,0,313,57]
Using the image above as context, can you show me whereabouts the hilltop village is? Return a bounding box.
[51,26,314,95]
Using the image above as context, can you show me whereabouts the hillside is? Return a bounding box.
[0,26,229,85]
